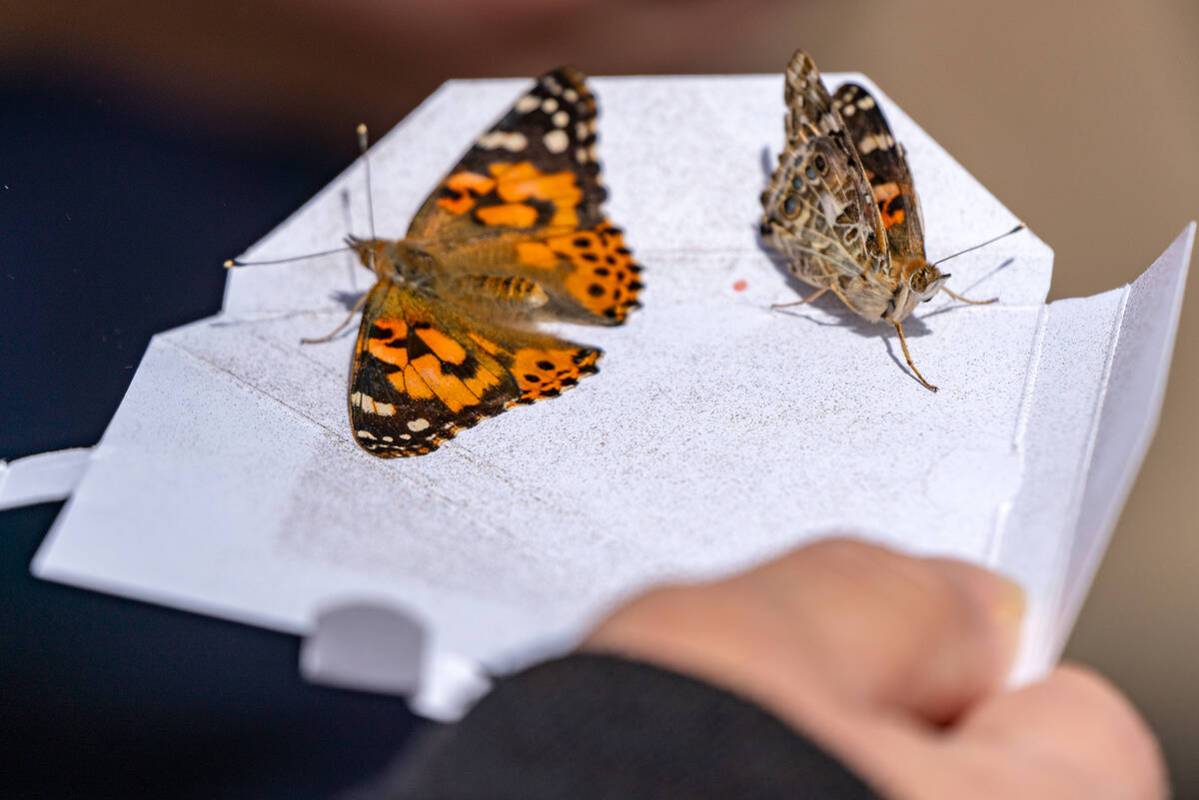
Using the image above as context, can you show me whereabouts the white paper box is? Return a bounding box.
[11,73,1192,719]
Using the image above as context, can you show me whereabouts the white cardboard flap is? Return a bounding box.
[992,224,1194,680]
[0,448,93,511]
[1056,225,1193,653]
[26,74,1191,719]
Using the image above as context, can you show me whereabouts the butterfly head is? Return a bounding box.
[347,236,438,287]
[885,260,949,322]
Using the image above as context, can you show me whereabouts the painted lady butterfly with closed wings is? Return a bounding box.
[759,50,1021,391]
[232,67,643,457]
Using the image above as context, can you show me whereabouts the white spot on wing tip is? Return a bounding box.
[357,392,396,417]
[407,418,430,432]
[477,131,527,152]
[543,129,569,154]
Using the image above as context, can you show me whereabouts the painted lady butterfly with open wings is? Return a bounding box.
[233,67,643,457]
[759,50,1020,391]
[347,68,643,456]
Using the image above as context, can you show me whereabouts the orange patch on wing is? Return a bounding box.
[476,204,539,228]
[510,346,600,403]
[872,181,906,229]
[364,317,410,367]
[516,241,560,269]
[438,171,496,215]
[368,341,409,369]
[402,365,435,400]
[412,354,480,413]
[415,327,467,364]
[489,161,581,228]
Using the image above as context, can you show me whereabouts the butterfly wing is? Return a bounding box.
[780,50,866,166]
[761,51,891,304]
[407,66,643,325]
[833,83,926,261]
[408,66,605,241]
[434,220,643,324]
[349,279,600,458]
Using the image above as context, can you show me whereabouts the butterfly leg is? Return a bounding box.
[941,286,997,306]
[771,286,830,310]
[300,291,370,345]
[893,321,938,393]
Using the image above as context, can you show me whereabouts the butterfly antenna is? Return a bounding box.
[223,245,353,269]
[931,223,1026,268]
[357,123,377,273]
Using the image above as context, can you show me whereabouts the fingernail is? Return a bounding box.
[993,574,1026,629]
[990,574,1027,662]
[935,561,1027,649]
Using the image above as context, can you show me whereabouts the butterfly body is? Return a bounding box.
[343,67,641,457]
[350,237,550,313]
[760,50,969,390]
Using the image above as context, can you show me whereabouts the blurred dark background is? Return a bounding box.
[2,1,1196,796]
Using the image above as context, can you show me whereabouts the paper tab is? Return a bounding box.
[0,448,92,511]
[300,601,425,695]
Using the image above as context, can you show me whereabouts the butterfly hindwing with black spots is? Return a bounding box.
[405,66,644,326]
[832,83,926,261]
[348,281,600,458]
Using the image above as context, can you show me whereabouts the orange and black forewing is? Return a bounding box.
[833,83,926,260]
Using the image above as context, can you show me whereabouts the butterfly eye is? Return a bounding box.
[814,154,828,173]
[783,195,800,217]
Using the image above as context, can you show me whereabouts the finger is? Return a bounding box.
[744,538,1026,724]
[947,664,1168,798]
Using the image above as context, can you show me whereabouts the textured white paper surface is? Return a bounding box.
[30,74,1191,712]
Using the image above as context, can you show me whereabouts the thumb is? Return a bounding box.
[749,539,1026,725]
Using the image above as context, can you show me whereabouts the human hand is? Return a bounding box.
[585,538,1165,798]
